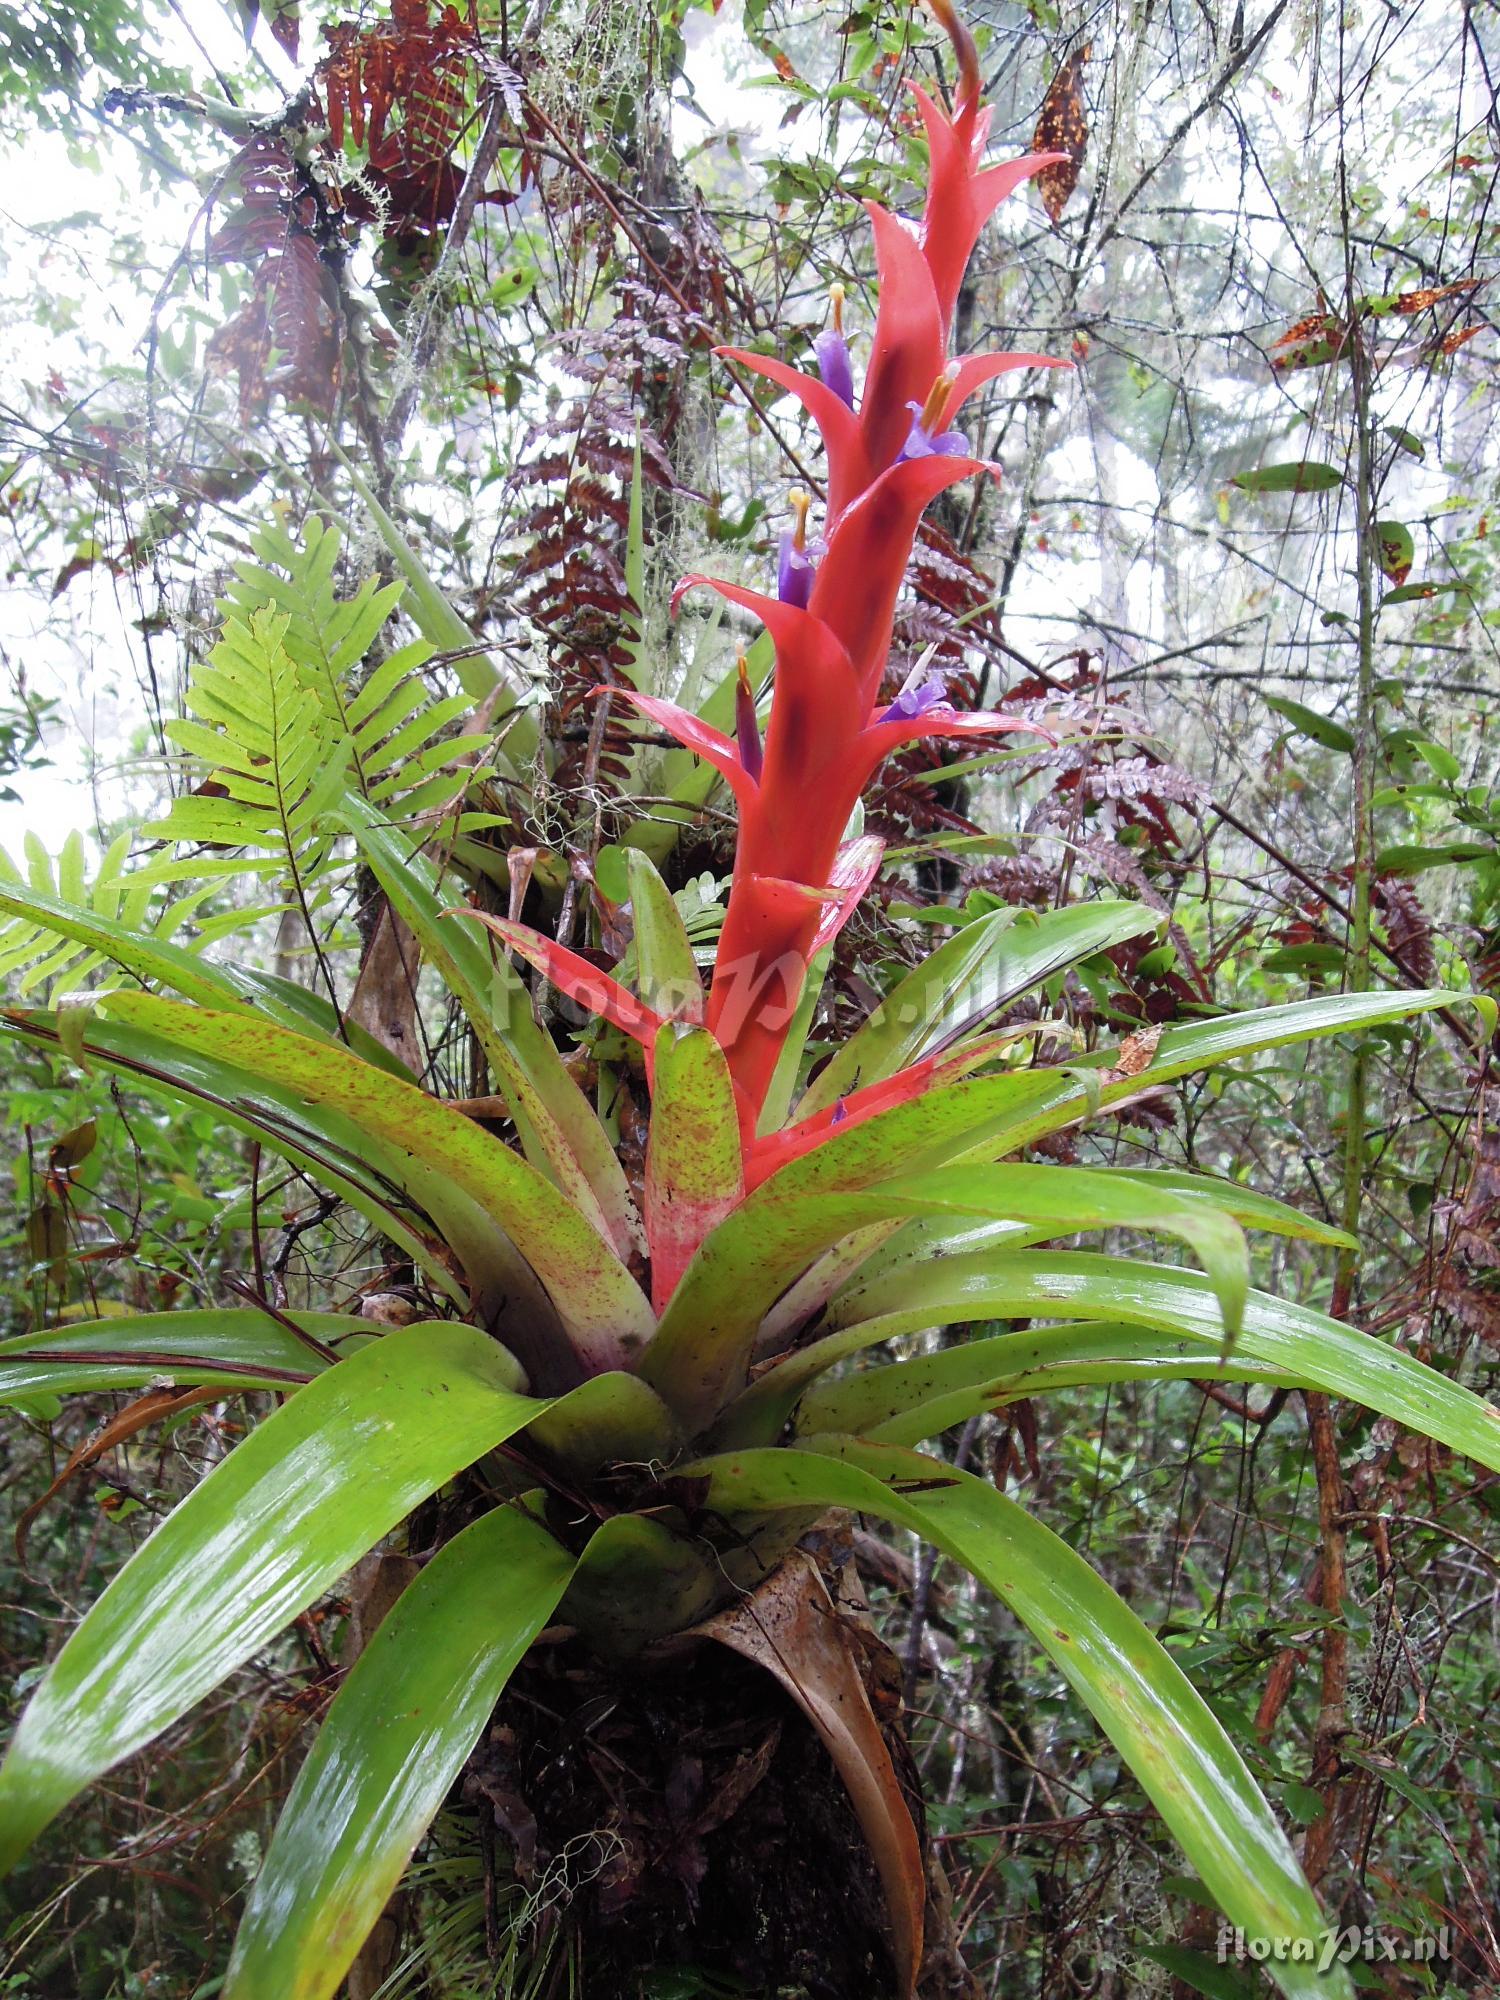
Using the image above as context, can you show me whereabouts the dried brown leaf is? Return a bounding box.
[1032,43,1091,224]
[699,1552,925,1997]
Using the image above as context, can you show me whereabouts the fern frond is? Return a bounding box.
[0,832,226,1000]
[222,517,487,828]
[147,608,350,921]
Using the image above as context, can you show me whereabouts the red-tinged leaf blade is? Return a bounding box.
[646,1025,746,1311]
[1390,277,1483,314]
[745,1034,1006,1192]
[812,834,886,952]
[642,1071,1068,1430]
[1371,518,1414,584]
[224,1506,573,2000]
[1434,322,1482,355]
[0,1324,550,1874]
[1268,313,1348,371]
[0,1308,366,1405]
[798,900,1155,1121]
[2,1006,471,1314]
[453,910,667,1055]
[340,796,643,1265]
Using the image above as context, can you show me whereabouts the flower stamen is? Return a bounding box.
[917,363,962,436]
[776,489,823,608]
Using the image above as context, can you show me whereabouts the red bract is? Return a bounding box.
[484,12,1067,1303]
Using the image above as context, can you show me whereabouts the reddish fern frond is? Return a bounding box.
[319,0,512,245]
[205,136,344,422]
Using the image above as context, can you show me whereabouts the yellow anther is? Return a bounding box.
[829,283,845,335]
[917,362,962,436]
[788,488,812,551]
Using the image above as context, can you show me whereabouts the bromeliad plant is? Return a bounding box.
[2,8,1499,1996]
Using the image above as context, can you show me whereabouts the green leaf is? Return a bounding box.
[1136,1944,1262,1999]
[0,1308,369,1405]
[722,1319,1289,1450]
[807,1252,1500,1474]
[1341,1745,1445,1818]
[1080,1168,1354,1246]
[92,994,654,1374]
[1263,695,1355,754]
[967,988,1478,1161]
[523,1368,681,1480]
[1383,424,1424,462]
[148,608,350,905]
[798,901,1154,1119]
[655,989,1472,1431]
[620,438,647,685]
[797,1321,1300,1447]
[0,836,244,1008]
[224,1505,573,2000]
[221,519,476,828]
[627,848,705,1020]
[1374,842,1490,875]
[337,457,503,702]
[0,1323,548,1873]
[1409,740,1461,781]
[1260,944,1347,975]
[1231,462,1344,494]
[647,1153,1254,1434]
[758,944,832,1136]
[685,1441,1352,2000]
[870,1163,1251,1341]
[561,1509,720,1653]
[337,795,641,1262]
[225,966,415,1076]
[2,1007,475,1316]
[1381,580,1470,606]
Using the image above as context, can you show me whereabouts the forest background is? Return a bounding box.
[0,0,1497,1994]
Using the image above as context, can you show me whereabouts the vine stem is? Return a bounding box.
[1302,109,1381,1889]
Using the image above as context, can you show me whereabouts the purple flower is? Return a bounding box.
[897,406,970,461]
[777,530,815,608]
[896,361,968,463]
[877,664,952,724]
[813,283,856,409]
[776,488,823,608]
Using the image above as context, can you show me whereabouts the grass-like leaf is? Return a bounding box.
[0,1323,546,1873]
[225,1504,574,2000]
